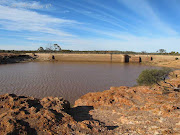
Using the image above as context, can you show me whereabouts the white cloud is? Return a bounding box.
[62,0,177,36]
[61,3,129,31]
[0,5,78,36]
[0,0,51,9]
[84,0,138,29]
[119,0,178,35]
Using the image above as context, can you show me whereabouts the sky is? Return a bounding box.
[0,0,180,52]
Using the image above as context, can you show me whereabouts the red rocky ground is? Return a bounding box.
[0,71,180,134]
[75,71,180,134]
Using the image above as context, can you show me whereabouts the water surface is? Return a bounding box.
[0,62,158,104]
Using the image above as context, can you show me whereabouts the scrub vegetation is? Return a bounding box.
[137,68,173,86]
[0,47,180,55]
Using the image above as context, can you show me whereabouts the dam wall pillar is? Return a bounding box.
[128,55,154,63]
[0,56,2,63]
[140,55,153,62]
[129,56,141,63]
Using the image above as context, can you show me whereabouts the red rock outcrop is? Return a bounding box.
[75,71,180,134]
[0,94,112,134]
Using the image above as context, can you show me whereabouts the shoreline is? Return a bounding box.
[0,70,179,134]
[1,53,180,69]
[142,60,180,69]
[0,53,34,64]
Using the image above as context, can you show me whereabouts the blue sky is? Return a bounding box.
[0,0,180,52]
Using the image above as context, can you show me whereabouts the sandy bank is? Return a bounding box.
[145,59,180,69]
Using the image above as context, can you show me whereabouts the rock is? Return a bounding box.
[0,94,111,134]
[74,72,180,134]
[0,53,33,64]
[40,96,70,112]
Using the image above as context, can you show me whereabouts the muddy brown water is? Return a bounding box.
[0,62,159,104]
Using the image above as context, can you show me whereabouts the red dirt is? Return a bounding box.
[75,71,180,134]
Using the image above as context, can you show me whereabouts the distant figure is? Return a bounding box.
[32,53,37,56]
[176,74,178,78]
[52,55,55,60]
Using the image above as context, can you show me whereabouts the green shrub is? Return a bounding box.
[137,68,172,86]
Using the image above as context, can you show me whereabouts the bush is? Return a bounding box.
[137,68,172,86]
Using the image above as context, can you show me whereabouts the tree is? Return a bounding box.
[170,51,176,55]
[38,47,44,52]
[45,43,53,52]
[137,68,172,86]
[45,43,61,52]
[141,51,147,54]
[158,49,166,54]
[53,44,61,51]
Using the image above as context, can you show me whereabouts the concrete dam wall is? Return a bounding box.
[34,53,125,63]
[30,53,180,63]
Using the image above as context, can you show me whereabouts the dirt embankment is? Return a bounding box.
[146,59,180,69]
[0,53,34,64]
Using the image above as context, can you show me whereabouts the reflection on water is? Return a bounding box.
[0,62,158,104]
